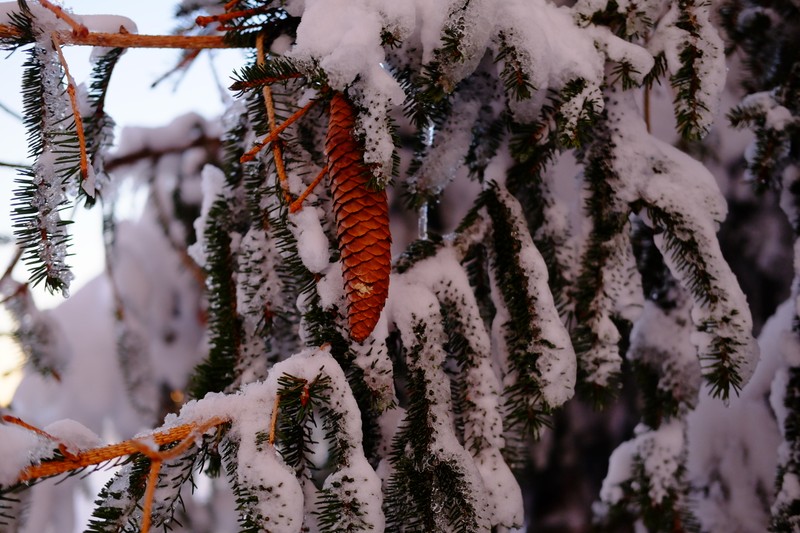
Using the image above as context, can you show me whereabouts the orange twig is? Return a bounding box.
[290,165,328,213]
[17,417,227,482]
[39,0,88,37]
[0,24,237,49]
[51,33,89,187]
[239,99,316,163]
[256,34,292,205]
[269,394,280,445]
[125,417,222,533]
[196,7,272,28]
[2,415,59,441]
[141,458,161,533]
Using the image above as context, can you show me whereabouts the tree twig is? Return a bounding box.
[239,99,316,163]
[39,0,88,37]
[51,33,89,187]
[0,24,239,49]
[16,417,227,482]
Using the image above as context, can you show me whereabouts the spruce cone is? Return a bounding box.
[325,92,391,343]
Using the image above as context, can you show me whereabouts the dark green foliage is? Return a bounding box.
[494,32,535,101]
[506,124,571,315]
[0,490,23,530]
[85,455,150,533]
[629,222,696,427]
[0,1,35,49]
[385,322,482,533]
[595,450,699,533]
[558,79,600,147]
[275,373,328,472]
[728,65,800,192]
[670,0,716,140]
[220,438,270,533]
[315,477,369,533]
[188,200,243,399]
[12,44,76,294]
[394,235,444,274]
[82,47,123,196]
[481,184,552,436]
[230,56,313,97]
[571,118,630,402]
[645,205,744,399]
[220,6,300,50]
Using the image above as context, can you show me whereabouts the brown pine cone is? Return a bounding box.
[325,92,391,343]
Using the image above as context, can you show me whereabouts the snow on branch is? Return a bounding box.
[605,89,759,398]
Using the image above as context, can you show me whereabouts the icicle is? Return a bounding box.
[418,201,429,241]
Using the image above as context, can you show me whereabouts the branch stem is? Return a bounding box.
[52,33,89,187]
[0,24,239,49]
[17,417,227,482]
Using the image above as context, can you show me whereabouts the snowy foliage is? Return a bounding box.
[0,0,796,531]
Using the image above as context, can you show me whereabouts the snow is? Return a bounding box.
[157,347,385,531]
[409,97,481,199]
[188,164,227,267]
[600,421,685,509]
[0,0,783,530]
[288,0,407,181]
[0,422,40,486]
[43,418,102,454]
[288,205,330,274]
[76,14,138,35]
[606,89,759,389]
[685,301,790,532]
[386,277,492,528]
[629,296,701,409]
[648,0,726,137]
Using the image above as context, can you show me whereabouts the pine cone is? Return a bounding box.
[325,92,391,343]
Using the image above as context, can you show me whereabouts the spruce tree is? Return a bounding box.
[0,0,794,531]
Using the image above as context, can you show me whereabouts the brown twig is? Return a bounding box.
[17,417,226,482]
[150,48,202,89]
[229,73,303,93]
[290,165,327,213]
[141,458,161,533]
[126,418,222,533]
[0,24,237,49]
[269,393,280,445]
[39,0,88,37]
[51,33,89,187]
[644,85,651,134]
[256,34,292,205]
[105,134,221,174]
[2,414,59,441]
[239,99,316,163]
[196,7,272,29]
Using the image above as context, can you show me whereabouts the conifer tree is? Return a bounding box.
[0,0,793,531]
